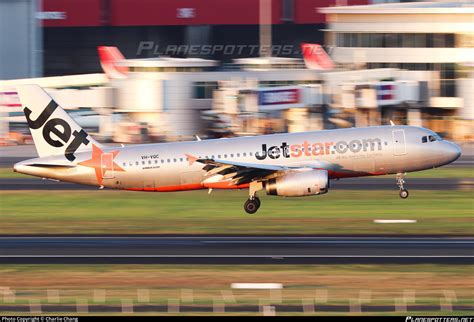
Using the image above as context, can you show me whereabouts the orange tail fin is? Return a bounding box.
[301,43,334,71]
[97,46,128,79]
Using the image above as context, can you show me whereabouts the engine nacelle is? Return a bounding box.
[265,169,329,197]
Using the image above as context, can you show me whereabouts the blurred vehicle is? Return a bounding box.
[201,110,234,138]
[0,131,33,146]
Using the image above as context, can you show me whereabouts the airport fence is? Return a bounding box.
[0,287,472,315]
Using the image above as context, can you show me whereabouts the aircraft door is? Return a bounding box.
[101,153,115,179]
[392,130,407,156]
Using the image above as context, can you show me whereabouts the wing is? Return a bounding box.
[186,154,295,185]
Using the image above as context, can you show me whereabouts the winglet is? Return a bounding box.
[390,120,395,126]
[186,154,198,166]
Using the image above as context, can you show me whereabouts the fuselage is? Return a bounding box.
[14,125,461,191]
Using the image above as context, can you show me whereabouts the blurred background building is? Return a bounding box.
[321,1,474,140]
[0,0,472,145]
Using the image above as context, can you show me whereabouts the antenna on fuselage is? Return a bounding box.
[195,135,202,141]
[390,120,395,126]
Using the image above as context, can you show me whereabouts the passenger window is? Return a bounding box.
[422,136,428,143]
[243,153,246,157]
[224,154,227,158]
[237,153,240,157]
[167,159,170,163]
[249,152,253,156]
[135,161,139,166]
[173,158,177,162]
[161,159,164,164]
[180,158,183,162]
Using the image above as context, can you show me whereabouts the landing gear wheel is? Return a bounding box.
[253,197,261,208]
[396,173,409,199]
[244,198,260,214]
[399,189,409,199]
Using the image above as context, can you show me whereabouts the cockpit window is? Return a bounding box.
[423,134,442,143]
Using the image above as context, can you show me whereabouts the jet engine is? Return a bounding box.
[264,169,329,197]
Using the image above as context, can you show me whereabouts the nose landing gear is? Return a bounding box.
[397,173,409,199]
[399,189,409,199]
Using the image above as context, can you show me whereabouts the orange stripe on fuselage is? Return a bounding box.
[203,182,249,189]
[126,183,204,192]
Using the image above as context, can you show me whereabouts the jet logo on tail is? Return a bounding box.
[24,100,90,161]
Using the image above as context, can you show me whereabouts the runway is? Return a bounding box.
[1,177,472,190]
[0,236,472,264]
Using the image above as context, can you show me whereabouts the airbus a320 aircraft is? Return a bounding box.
[14,85,461,214]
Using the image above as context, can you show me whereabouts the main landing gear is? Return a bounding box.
[396,173,409,199]
[244,197,261,214]
[244,181,264,214]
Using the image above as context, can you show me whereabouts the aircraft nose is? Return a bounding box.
[445,141,461,163]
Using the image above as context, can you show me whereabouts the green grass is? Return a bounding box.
[0,167,27,178]
[0,189,472,235]
[0,166,473,179]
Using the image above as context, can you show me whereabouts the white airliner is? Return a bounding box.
[14,85,461,214]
